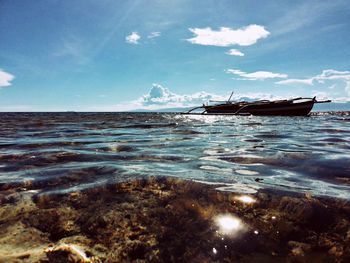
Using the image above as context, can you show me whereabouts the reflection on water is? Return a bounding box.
[235,195,256,204]
[0,112,350,199]
[215,214,244,235]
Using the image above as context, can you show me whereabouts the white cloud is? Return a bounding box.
[147,31,161,39]
[276,69,350,86]
[85,82,350,111]
[226,69,287,80]
[108,83,285,111]
[276,69,350,101]
[88,85,213,112]
[187,25,270,47]
[136,83,222,109]
[125,32,141,44]
[226,49,244,56]
[0,69,15,87]
[316,69,350,81]
[275,78,313,85]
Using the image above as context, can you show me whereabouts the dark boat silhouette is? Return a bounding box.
[183,93,331,116]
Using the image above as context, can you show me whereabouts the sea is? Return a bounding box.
[1,112,350,199]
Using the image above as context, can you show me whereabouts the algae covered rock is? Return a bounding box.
[0,177,349,262]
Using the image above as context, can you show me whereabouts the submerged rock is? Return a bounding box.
[0,177,349,262]
[45,244,92,263]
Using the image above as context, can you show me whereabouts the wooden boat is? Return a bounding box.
[183,94,331,116]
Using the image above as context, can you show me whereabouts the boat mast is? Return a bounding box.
[227,91,234,103]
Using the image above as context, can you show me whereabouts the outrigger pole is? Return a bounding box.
[185,105,206,114]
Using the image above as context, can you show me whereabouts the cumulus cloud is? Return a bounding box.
[109,83,282,111]
[226,69,287,80]
[89,83,302,111]
[226,49,244,56]
[0,69,15,87]
[136,83,223,109]
[147,31,161,39]
[125,32,141,44]
[187,25,270,47]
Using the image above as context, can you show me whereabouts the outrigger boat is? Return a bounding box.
[183,93,331,116]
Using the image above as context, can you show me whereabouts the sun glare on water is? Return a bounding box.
[215,214,243,235]
[236,195,256,204]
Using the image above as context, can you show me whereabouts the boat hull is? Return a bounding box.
[205,100,315,116]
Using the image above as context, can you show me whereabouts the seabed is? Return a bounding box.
[0,177,349,262]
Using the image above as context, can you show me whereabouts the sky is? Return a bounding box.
[1,0,350,111]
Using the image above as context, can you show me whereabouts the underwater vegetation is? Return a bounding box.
[0,177,349,262]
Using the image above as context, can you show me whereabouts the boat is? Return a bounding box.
[183,93,331,116]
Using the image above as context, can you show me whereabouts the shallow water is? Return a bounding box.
[0,112,350,199]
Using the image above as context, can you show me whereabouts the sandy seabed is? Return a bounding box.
[0,177,349,262]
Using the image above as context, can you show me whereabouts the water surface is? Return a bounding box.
[0,112,349,199]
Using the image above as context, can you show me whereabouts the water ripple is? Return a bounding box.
[0,112,350,199]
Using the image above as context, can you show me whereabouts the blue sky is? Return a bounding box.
[1,0,350,111]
